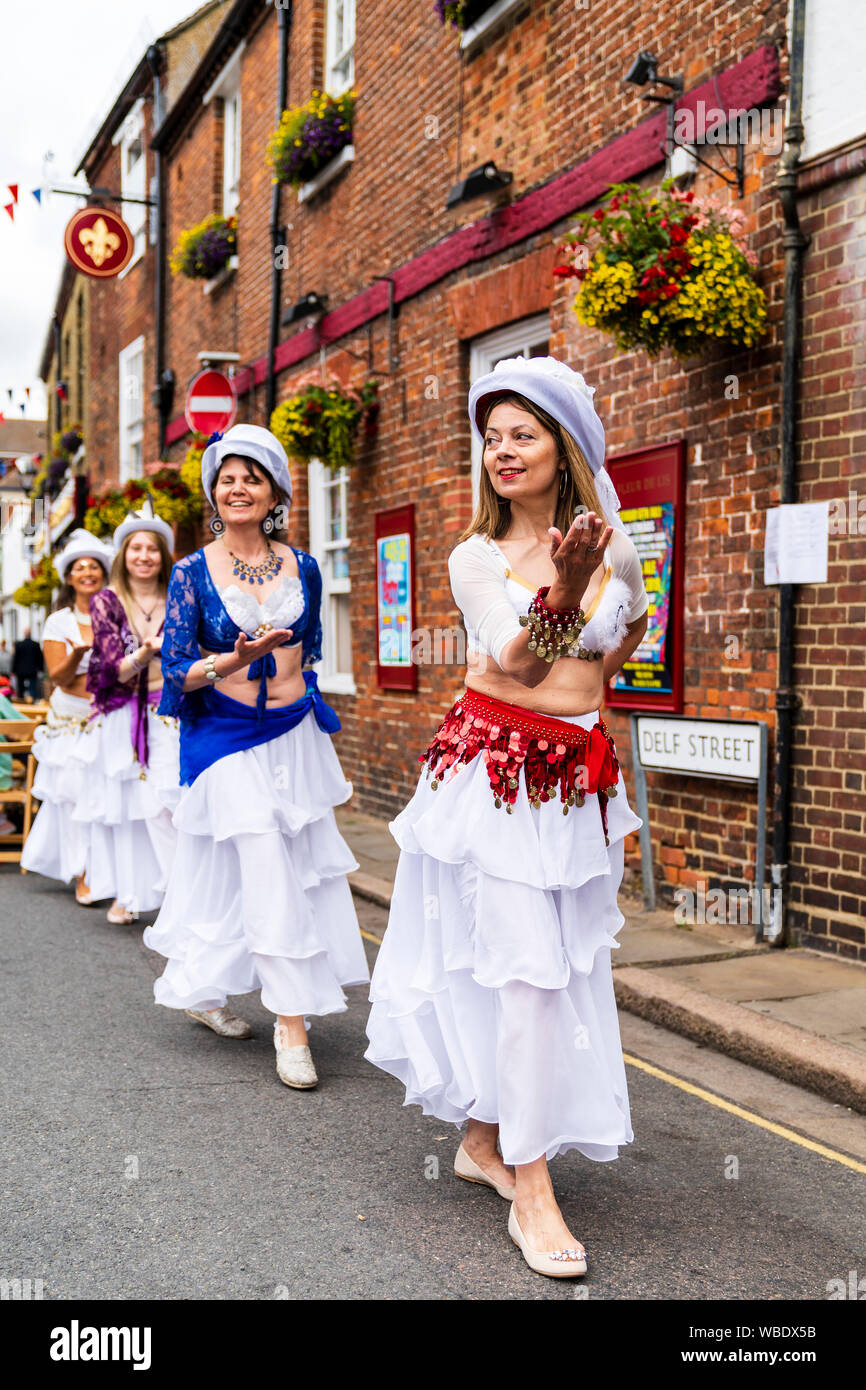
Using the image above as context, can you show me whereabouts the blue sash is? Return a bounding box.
[179,670,340,786]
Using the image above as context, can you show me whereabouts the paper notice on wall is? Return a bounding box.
[764,502,829,584]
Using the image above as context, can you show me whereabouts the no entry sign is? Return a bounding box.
[185,368,237,434]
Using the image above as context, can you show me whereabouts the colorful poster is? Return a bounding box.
[610,501,675,696]
[377,531,411,666]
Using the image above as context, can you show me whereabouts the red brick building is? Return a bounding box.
[66,0,864,960]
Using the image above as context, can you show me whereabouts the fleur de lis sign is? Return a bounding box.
[78,217,121,268]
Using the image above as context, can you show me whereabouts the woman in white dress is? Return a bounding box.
[365,356,650,1278]
[144,424,369,1088]
[83,504,180,924]
[21,529,113,898]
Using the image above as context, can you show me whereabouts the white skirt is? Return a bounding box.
[69,701,180,912]
[364,708,642,1167]
[21,688,94,883]
[143,714,370,1018]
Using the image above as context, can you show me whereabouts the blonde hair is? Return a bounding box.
[460,391,605,541]
[110,531,173,629]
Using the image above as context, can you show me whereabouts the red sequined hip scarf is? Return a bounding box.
[419,687,621,841]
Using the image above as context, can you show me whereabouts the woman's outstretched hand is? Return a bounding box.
[547,511,613,606]
[233,629,294,668]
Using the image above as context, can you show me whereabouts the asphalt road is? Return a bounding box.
[2,866,865,1301]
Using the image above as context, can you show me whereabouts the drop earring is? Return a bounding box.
[209,512,226,536]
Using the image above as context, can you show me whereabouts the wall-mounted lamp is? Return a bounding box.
[446,161,512,210]
[625,49,745,198]
[281,292,328,328]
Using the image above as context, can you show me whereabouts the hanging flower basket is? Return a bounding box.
[84,469,203,538]
[434,1,492,27]
[266,90,356,188]
[553,178,768,359]
[269,378,379,472]
[13,554,59,610]
[170,213,238,280]
[60,427,83,454]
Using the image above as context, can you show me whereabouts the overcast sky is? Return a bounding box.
[0,0,207,424]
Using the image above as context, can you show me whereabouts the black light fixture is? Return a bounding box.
[446,161,512,210]
[625,48,744,196]
[281,292,328,327]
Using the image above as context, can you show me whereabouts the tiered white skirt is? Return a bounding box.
[21,688,94,883]
[143,715,370,1017]
[23,694,180,912]
[364,708,642,1167]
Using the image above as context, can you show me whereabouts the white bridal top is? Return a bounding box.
[448,530,649,667]
[216,573,306,639]
[41,606,94,674]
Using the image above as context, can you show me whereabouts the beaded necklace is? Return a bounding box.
[223,540,284,585]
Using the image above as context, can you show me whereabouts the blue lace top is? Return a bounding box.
[158,546,322,722]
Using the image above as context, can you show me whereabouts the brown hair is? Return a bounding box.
[460,391,605,542]
[53,559,109,613]
[109,531,173,629]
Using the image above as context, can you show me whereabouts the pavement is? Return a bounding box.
[336,805,866,1117]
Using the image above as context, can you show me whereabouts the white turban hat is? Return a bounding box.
[201,423,293,509]
[467,355,624,530]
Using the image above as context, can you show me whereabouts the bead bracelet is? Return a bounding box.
[518,586,587,663]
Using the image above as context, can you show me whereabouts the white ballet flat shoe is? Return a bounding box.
[273,1024,318,1089]
[508,1202,587,1279]
[185,1007,253,1039]
[454,1143,516,1200]
[106,903,138,924]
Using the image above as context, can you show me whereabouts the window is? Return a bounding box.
[308,458,354,694]
[118,336,145,483]
[469,314,550,502]
[203,45,244,217]
[799,0,866,160]
[113,98,146,269]
[326,0,355,95]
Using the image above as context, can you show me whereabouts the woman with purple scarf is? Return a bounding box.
[83,501,180,924]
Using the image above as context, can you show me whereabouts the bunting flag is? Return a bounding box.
[0,412,5,423]
[6,390,11,401]
[8,184,18,203]
[25,387,30,399]
[19,403,25,414]
[31,188,42,205]
[3,204,13,222]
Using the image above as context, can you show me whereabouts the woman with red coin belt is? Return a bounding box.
[364,355,649,1279]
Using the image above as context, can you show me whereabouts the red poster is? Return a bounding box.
[604,440,685,714]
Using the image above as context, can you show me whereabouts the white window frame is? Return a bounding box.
[112,97,146,272]
[798,0,866,162]
[118,335,145,483]
[307,458,355,694]
[469,314,550,503]
[326,0,355,95]
[203,45,245,216]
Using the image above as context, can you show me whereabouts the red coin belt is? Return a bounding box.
[420,687,621,841]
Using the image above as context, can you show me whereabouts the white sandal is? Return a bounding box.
[273,1023,318,1089]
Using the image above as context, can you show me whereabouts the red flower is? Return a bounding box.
[592,208,605,220]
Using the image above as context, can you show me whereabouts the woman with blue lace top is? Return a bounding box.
[144,424,368,1089]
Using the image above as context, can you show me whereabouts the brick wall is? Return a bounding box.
[785,149,866,961]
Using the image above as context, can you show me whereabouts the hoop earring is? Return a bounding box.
[261,512,276,536]
[209,513,225,536]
